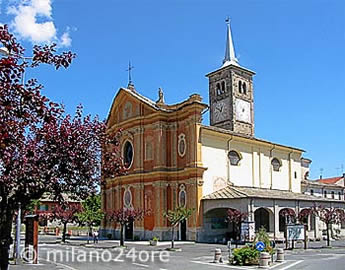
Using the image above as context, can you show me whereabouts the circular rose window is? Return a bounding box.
[123,141,133,168]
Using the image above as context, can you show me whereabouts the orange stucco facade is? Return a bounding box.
[101,87,207,240]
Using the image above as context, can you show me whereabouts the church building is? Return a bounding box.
[101,21,345,242]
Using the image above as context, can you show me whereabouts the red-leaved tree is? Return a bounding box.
[311,205,345,247]
[42,203,82,243]
[226,208,248,240]
[107,208,145,247]
[0,25,125,270]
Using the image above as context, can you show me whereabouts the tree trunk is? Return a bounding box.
[0,207,14,270]
[171,226,175,249]
[62,223,67,243]
[87,226,91,244]
[326,223,330,247]
[120,224,124,247]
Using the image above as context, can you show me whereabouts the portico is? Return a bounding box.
[201,185,345,243]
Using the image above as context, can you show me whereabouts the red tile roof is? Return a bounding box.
[316,176,343,184]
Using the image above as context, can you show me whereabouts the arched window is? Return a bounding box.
[310,189,314,196]
[304,172,309,179]
[123,141,134,168]
[338,192,342,200]
[238,81,242,94]
[242,82,247,95]
[331,191,335,199]
[221,81,226,93]
[228,150,241,166]
[271,158,281,172]
[324,190,327,198]
[216,83,221,95]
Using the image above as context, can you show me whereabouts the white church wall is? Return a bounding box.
[291,155,302,193]
[252,148,261,188]
[201,135,228,197]
[228,141,253,187]
[201,132,304,196]
[271,150,289,191]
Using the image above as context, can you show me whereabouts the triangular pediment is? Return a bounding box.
[107,88,158,128]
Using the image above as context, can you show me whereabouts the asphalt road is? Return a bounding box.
[8,238,345,270]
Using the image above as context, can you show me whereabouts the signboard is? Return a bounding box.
[240,221,255,242]
[255,241,265,252]
[25,216,35,245]
[286,224,305,241]
[24,215,39,264]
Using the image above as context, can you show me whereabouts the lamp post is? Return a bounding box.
[0,46,33,265]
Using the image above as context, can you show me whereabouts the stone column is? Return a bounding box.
[274,204,280,240]
[315,216,320,239]
[248,199,254,222]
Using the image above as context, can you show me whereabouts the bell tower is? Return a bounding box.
[207,19,255,137]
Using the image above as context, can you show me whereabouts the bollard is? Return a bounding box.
[213,248,223,263]
[276,248,284,262]
[259,252,270,268]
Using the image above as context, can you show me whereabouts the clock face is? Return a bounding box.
[235,98,251,123]
[213,100,228,123]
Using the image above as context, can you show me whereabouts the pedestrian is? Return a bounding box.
[93,230,99,244]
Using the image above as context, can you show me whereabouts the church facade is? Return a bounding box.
[101,21,345,242]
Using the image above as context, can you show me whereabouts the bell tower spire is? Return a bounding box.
[223,17,239,67]
[206,19,256,137]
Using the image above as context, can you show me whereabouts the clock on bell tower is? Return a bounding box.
[207,19,255,137]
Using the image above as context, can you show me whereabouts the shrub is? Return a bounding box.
[254,227,270,247]
[254,227,275,255]
[232,246,259,266]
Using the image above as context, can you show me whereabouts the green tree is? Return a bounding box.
[163,206,194,249]
[77,195,104,244]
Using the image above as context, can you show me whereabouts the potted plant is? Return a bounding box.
[150,236,159,246]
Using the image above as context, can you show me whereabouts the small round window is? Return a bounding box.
[228,150,241,166]
[123,141,133,168]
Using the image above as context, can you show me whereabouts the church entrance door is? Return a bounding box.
[180,219,187,241]
[125,221,133,240]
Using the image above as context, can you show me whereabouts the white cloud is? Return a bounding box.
[60,30,71,47]
[7,0,72,47]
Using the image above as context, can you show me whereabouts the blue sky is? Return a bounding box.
[1,0,344,179]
